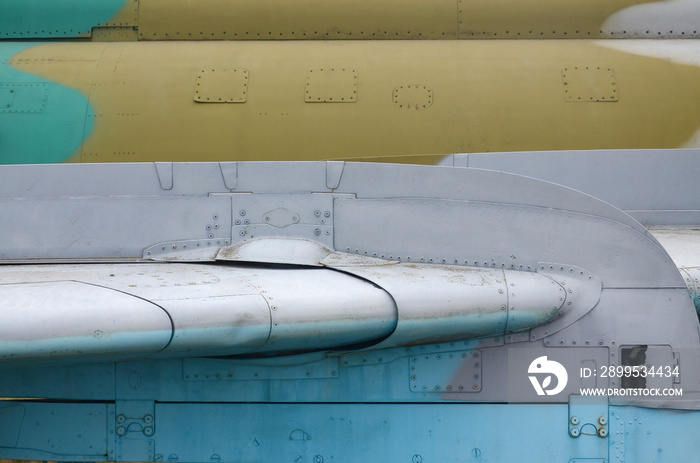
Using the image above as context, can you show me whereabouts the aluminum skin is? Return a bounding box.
[0,160,699,462]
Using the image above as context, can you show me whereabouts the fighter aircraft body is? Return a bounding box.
[2,1,700,462]
[1,0,700,164]
[1,155,700,462]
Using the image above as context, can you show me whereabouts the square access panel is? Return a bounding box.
[194,68,249,103]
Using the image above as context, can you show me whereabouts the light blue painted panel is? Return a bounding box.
[0,401,113,461]
[0,44,93,164]
[0,362,115,400]
[2,400,698,462]
[0,0,129,38]
[0,83,47,113]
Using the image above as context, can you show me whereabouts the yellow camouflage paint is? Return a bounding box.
[139,0,458,40]
[3,0,700,164]
[458,0,662,38]
[11,40,700,163]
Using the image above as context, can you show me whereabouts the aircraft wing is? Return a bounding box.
[1,158,700,461]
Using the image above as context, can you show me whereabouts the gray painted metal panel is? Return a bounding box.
[446,149,700,226]
[0,160,698,426]
[0,196,231,260]
[333,197,681,288]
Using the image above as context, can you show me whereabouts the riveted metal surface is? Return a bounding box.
[332,195,680,289]
[457,0,700,39]
[91,26,139,42]
[0,195,230,261]
[116,400,156,461]
[411,350,482,393]
[340,338,505,368]
[144,238,231,260]
[231,224,334,248]
[305,69,358,103]
[7,41,700,164]
[194,69,249,103]
[0,87,15,109]
[2,159,700,462]
[530,264,602,341]
[393,85,433,110]
[0,83,48,113]
[502,270,566,333]
[222,193,341,249]
[563,66,618,102]
[138,0,458,40]
[0,0,133,39]
[679,267,700,315]
[332,264,564,348]
[183,356,340,381]
[568,396,608,460]
[263,207,301,228]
